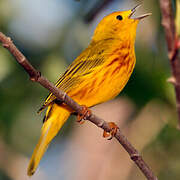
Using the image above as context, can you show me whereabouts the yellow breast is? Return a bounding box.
[69,46,136,107]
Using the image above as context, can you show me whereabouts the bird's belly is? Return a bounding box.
[69,60,135,107]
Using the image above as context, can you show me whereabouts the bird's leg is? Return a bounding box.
[103,122,119,140]
[77,105,91,124]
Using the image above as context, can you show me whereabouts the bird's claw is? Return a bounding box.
[77,105,91,124]
[103,122,119,140]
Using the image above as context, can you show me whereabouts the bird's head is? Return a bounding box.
[92,4,151,43]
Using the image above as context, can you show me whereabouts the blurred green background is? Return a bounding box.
[0,0,179,180]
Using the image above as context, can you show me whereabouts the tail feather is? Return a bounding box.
[27,103,71,176]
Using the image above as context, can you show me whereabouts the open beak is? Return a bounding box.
[129,4,152,20]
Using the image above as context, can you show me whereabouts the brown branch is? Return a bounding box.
[83,0,114,23]
[0,32,158,180]
[159,0,180,128]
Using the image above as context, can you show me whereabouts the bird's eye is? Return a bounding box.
[116,15,123,20]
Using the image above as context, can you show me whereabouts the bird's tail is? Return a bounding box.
[27,103,71,176]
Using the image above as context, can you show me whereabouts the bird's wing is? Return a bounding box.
[38,40,113,112]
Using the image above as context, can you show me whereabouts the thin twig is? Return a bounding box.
[159,0,180,128]
[0,32,158,180]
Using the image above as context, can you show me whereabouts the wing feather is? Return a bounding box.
[39,39,115,111]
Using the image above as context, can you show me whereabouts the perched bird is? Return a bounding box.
[27,5,151,176]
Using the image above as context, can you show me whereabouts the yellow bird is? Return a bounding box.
[27,5,150,176]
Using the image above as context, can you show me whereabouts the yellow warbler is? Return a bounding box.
[27,5,150,176]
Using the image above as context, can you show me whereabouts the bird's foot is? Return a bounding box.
[77,105,91,124]
[103,122,119,140]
